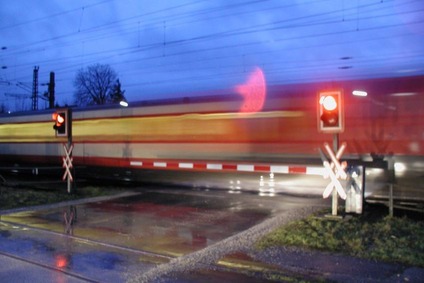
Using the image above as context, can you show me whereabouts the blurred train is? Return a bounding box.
[0,74,423,199]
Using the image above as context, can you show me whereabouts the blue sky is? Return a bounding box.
[0,0,423,111]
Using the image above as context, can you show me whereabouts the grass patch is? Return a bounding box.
[0,185,123,210]
[257,207,424,267]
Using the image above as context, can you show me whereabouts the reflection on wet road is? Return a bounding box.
[0,188,327,282]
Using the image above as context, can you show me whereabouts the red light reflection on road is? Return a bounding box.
[55,254,69,268]
[235,67,266,113]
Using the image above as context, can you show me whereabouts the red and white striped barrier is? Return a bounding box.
[129,159,326,176]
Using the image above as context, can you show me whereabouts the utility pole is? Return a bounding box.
[32,66,39,111]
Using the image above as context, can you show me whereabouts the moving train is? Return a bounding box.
[0,74,423,198]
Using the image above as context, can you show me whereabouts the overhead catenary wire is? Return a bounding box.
[5,2,423,73]
[2,0,407,56]
[2,0,419,65]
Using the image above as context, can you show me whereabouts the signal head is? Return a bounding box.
[317,91,344,133]
[52,109,69,137]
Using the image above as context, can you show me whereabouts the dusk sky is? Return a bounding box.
[0,0,423,111]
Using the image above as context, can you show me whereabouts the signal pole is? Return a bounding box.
[66,109,73,194]
[332,133,339,216]
[318,90,345,217]
[52,108,74,193]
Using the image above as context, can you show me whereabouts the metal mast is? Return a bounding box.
[48,72,55,108]
[32,66,39,111]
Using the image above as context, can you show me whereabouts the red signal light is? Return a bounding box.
[57,114,65,124]
[321,95,337,111]
[52,112,65,127]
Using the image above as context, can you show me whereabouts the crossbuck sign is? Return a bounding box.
[322,142,347,200]
[62,144,74,182]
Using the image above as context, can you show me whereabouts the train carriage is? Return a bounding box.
[0,75,423,199]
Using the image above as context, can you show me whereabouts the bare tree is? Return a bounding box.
[73,64,126,106]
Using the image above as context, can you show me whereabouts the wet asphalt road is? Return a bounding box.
[0,187,328,282]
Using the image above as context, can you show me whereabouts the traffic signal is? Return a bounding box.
[318,91,344,133]
[52,109,70,137]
